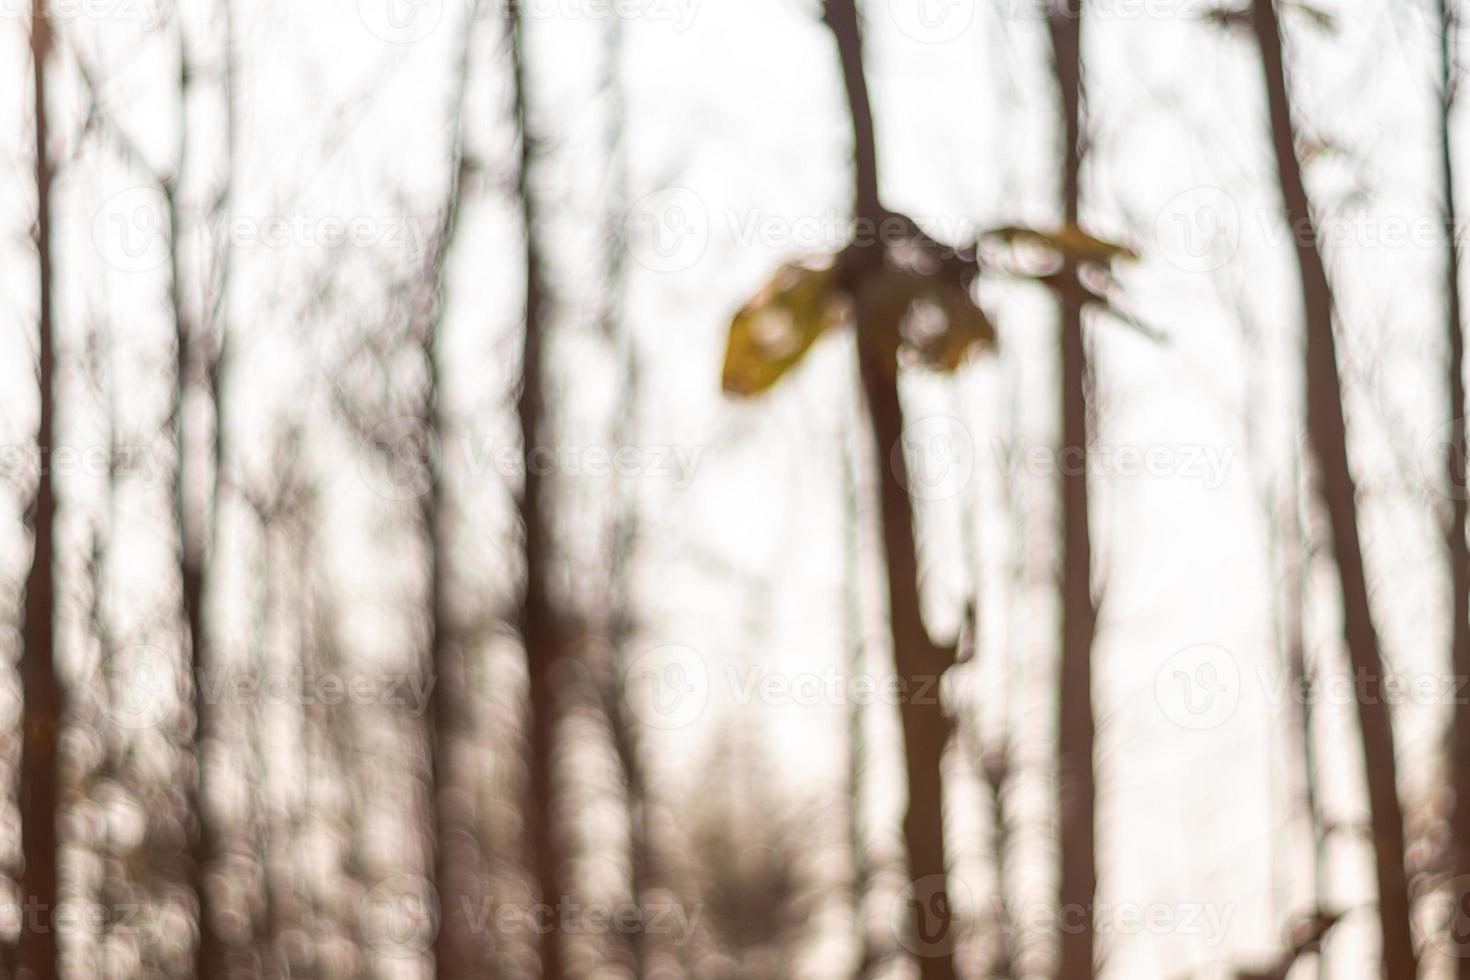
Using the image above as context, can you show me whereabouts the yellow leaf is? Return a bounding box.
[985,224,1139,263]
[722,262,848,397]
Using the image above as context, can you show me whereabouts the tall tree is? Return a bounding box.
[1249,0,1417,973]
[416,10,483,978]
[17,2,62,977]
[1044,1,1099,977]
[1436,0,1470,971]
[162,6,233,968]
[723,5,995,975]
[506,4,567,977]
[594,11,662,975]
[820,4,977,978]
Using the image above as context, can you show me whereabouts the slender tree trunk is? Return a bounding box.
[507,6,566,977]
[1278,469,1328,976]
[18,4,61,978]
[822,6,959,979]
[596,14,659,974]
[159,17,227,975]
[418,15,481,978]
[1044,4,1098,978]
[842,374,877,980]
[1438,3,1470,975]
[1249,1,1417,974]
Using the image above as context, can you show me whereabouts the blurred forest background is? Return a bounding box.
[5,0,1470,978]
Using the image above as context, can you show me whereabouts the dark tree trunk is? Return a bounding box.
[416,18,483,979]
[1045,4,1099,978]
[822,6,960,979]
[508,6,566,978]
[18,5,61,978]
[1437,1,1470,974]
[1249,1,1417,974]
[160,21,226,975]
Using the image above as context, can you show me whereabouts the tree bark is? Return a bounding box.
[417,14,483,978]
[1249,1,1416,974]
[18,4,61,978]
[1044,4,1099,978]
[1437,1,1470,974]
[508,6,566,978]
[822,6,960,979]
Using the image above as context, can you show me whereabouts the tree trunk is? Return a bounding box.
[1437,1,1470,974]
[416,15,482,978]
[822,6,960,979]
[1249,1,1417,974]
[160,18,226,974]
[1045,4,1099,978]
[18,4,61,978]
[508,6,566,978]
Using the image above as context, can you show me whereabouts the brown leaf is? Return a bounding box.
[722,262,848,397]
[984,223,1140,264]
